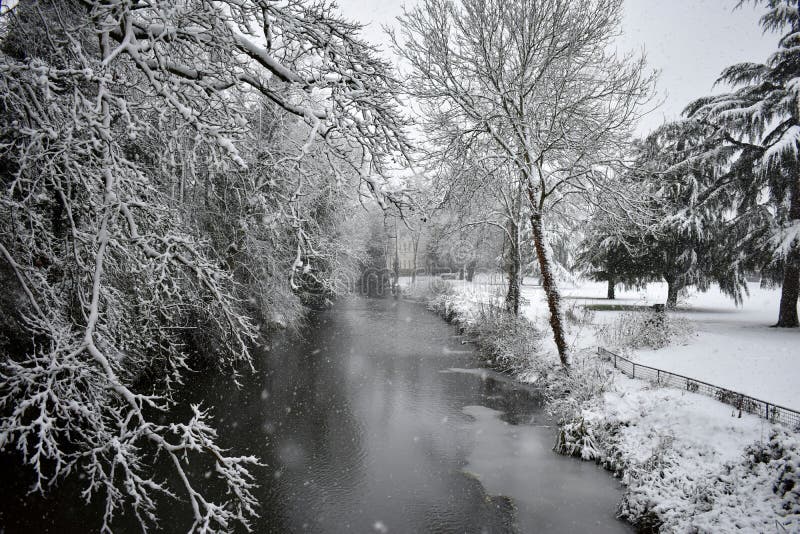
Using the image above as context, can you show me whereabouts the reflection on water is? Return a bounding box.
[462,405,628,532]
[0,297,629,533]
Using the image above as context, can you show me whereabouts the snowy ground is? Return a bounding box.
[414,275,799,410]
[403,274,800,532]
[527,279,799,411]
[582,376,798,532]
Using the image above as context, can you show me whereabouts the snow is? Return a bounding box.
[515,278,799,410]
[408,273,800,530]
[764,123,800,166]
[774,220,800,257]
[406,276,799,410]
[403,276,799,410]
[583,376,799,532]
[591,376,770,467]
[444,277,800,410]
[634,327,799,411]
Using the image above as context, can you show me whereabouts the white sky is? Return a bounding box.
[336,0,777,136]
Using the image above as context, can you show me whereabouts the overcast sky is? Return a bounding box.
[335,0,777,136]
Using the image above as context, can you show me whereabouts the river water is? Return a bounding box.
[1,297,630,533]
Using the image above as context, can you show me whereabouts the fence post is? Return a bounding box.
[657,369,660,383]
[632,363,636,379]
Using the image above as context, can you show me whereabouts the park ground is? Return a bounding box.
[404,275,800,532]
[533,279,798,410]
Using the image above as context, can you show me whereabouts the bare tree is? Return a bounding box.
[431,149,529,313]
[393,0,654,365]
[0,0,408,531]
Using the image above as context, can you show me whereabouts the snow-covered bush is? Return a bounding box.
[597,307,693,350]
[556,376,800,533]
[554,417,603,461]
[538,349,618,425]
[425,282,479,324]
[466,303,543,373]
[615,428,800,532]
[749,430,800,520]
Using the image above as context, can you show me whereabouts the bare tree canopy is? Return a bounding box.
[0,0,409,530]
[392,0,655,365]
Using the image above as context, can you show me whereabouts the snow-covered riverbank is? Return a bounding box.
[406,275,800,532]
[520,279,800,411]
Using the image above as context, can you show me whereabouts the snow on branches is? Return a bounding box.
[651,0,800,325]
[0,0,409,531]
[392,0,655,365]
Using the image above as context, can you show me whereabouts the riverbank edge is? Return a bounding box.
[405,284,800,533]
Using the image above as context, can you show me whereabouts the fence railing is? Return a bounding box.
[598,347,800,430]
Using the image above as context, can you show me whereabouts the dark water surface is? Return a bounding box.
[1,298,629,533]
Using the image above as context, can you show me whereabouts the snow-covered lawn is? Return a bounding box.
[512,278,799,411]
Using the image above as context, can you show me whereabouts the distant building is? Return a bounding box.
[385,228,428,275]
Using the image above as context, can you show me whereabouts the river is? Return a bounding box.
[1,297,630,533]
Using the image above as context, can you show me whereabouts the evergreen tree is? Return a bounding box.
[680,0,800,326]
[638,126,749,308]
[577,224,654,300]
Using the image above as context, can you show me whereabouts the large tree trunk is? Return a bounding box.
[505,254,521,315]
[530,211,570,366]
[665,276,679,309]
[776,259,799,327]
[504,223,522,315]
[776,174,800,327]
[607,275,616,300]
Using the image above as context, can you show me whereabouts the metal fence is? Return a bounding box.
[597,347,800,430]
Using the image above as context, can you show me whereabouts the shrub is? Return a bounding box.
[466,302,543,373]
[597,307,693,351]
[554,417,602,460]
[545,350,617,422]
[746,430,800,517]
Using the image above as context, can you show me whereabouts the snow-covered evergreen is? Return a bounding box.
[676,0,800,325]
